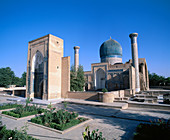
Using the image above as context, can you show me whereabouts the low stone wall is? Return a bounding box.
[150,86,170,90]
[68,90,127,103]
[98,92,114,103]
[128,101,170,110]
[0,88,5,91]
[67,91,98,101]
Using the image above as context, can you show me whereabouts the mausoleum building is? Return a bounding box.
[84,33,149,93]
[26,34,70,100]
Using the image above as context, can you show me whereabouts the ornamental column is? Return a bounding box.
[129,33,140,92]
[74,46,80,71]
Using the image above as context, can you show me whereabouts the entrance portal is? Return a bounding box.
[96,68,105,90]
[32,51,44,99]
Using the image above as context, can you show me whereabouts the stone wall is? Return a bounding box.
[48,35,63,99]
[68,91,99,101]
[26,34,69,100]
[61,56,70,98]
[68,90,128,103]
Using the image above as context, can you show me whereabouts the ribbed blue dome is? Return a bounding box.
[100,39,122,58]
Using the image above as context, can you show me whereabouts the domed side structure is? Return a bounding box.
[100,38,122,65]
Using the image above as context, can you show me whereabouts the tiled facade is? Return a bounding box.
[84,58,149,93]
[84,34,149,94]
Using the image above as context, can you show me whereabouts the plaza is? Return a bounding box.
[0,94,170,140]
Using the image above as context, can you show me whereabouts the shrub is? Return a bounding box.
[20,111,37,117]
[50,123,61,130]
[2,111,20,118]
[102,88,108,93]
[82,126,105,140]
[53,109,78,125]
[134,119,170,140]
[0,125,38,140]
[25,97,31,107]
[31,109,85,131]
[61,119,81,131]
[2,105,44,118]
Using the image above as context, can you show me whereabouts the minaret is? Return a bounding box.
[74,46,80,71]
[129,33,140,92]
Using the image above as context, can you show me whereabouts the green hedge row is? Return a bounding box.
[2,111,20,118]
[2,110,40,118]
[0,103,22,110]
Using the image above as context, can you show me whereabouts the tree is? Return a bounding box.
[20,72,26,86]
[70,65,85,91]
[0,67,15,87]
[76,65,85,91]
[149,72,170,86]
[0,67,26,87]
[12,76,21,86]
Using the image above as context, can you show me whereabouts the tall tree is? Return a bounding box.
[0,67,15,87]
[76,65,85,91]
[149,72,170,86]
[70,65,85,91]
[0,67,26,87]
[20,72,26,86]
[12,76,21,86]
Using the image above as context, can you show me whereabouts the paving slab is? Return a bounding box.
[64,98,128,109]
[1,96,170,140]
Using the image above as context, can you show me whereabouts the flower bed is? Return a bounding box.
[31,109,87,131]
[134,119,170,140]
[0,125,38,140]
[0,103,22,110]
[2,105,45,118]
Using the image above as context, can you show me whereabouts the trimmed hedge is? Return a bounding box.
[2,111,20,118]
[2,110,42,118]
[0,103,22,110]
[2,105,45,118]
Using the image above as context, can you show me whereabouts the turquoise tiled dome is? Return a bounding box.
[100,38,122,59]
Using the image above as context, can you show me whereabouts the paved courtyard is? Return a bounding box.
[0,96,170,140]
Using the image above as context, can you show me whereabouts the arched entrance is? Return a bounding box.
[96,68,106,90]
[31,51,44,99]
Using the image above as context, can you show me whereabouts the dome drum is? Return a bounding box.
[100,38,122,65]
[101,57,122,65]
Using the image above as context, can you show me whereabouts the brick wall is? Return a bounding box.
[61,56,70,98]
[68,91,98,101]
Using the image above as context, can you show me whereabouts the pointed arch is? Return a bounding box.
[31,51,44,99]
[95,68,106,90]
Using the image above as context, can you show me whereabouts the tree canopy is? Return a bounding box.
[149,72,170,86]
[0,67,26,87]
[70,65,85,91]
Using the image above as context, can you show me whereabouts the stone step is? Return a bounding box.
[135,94,157,99]
[140,91,170,96]
[114,97,129,101]
[128,101,170,110]
[134,97,157,103]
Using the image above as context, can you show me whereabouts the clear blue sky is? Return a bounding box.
[0,0,170,77]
